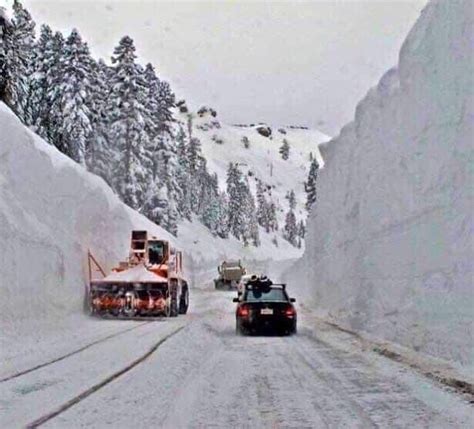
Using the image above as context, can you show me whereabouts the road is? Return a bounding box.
[0,290,472,428]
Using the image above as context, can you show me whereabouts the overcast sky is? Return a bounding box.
[6,0,426,135]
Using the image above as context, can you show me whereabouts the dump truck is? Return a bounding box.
[87,230,189,318]
[214,260,246,290]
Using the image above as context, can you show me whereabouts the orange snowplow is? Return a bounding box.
[87,231,189,318]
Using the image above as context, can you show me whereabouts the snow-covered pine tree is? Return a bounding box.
[0,7,11,102]
[200,172,220,234]
[165,199,179,237]
[286,189,296,210]
[279,138,290,160]
[297,219,306,239]
[256,180,267,229]
[29,24,53,132]
[156,79,175,135]
[256,179,276,233]
[241,178,260,246]
[187,136,203,173]
[86,58,113,181]
[55,29,93,165]
[283,189,298,246]
[5,0,35,123]
[175,126,192,220]
[44,31,66,150]
[305,158,319,211]
[284,208,298,247]
[143,179,169,227]
[215,192,229,239]
[226,162,246,240]
[268,201,279,232]
[108,35,150,210]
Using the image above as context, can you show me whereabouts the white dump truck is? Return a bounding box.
[214,260,246,290]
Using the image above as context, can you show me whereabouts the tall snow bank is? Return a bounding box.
[0,103,174,338]
[293,0,473,368]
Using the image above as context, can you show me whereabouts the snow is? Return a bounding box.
[98,264,168,283]
[183,110,328,240]
[0,100,323,372]
[1,289,470,428]
[291,0,474,370]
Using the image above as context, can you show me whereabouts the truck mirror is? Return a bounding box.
[290,298,296,303]
[232,298,239,303]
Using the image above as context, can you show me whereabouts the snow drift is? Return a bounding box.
[293,0,473,368]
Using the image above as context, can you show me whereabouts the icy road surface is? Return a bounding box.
[0,290,472,429]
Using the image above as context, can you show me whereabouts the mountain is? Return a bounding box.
[292,0,473,368]
[177,105,328,249]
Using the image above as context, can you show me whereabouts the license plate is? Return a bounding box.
[261,308,273,315]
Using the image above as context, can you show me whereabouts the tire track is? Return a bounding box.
[25,325,186,428]
[0,321,151,383]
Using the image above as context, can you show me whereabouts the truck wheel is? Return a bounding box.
[179,288,189,314]
[170,297,179,317]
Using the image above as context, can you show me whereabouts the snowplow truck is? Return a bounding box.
[214,260,246,290]
[88,230,189,318]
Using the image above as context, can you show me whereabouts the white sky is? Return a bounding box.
[5,0,427,135]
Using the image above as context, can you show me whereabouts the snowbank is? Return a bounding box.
[0,102,174,340]
[292,0,473,368]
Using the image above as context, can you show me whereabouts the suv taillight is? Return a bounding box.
[284,306,295,317]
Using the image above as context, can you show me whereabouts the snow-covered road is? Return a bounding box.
[1,290,472,429]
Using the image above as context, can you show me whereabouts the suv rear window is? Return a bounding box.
[245,288,287,302]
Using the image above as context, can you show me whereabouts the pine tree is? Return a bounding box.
[55,29,93,165]
[30,24,53,131]
[165,200,179,236]
[0,7,11,102]
[256,180,267,229]
[279,138,290,160]
[286,189,297,210]
[226,163,246,240]
[44,31,66,150]
[242,179,260,246]
[284,209,298,247]
[187,137,203,173]
[143,180,169,227]
[305,158,319,211]
[215,192,229,239]
[108,35,150,209]
[4,0,35,123]
[156,79,175,135]
[297,219,306,239]
[268,201,279,232]
[86,58,113,181]
[175,126,192,220]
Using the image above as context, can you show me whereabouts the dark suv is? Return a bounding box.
[233,284,297,335]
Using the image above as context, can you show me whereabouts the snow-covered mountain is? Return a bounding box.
[292,0,473,368]
[177,106,328,247]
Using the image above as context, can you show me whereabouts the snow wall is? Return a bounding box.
[0,103,175,337]
[292,0,473,368]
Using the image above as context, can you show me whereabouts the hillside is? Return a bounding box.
[291,0,473,369]
[180,107,328,246]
